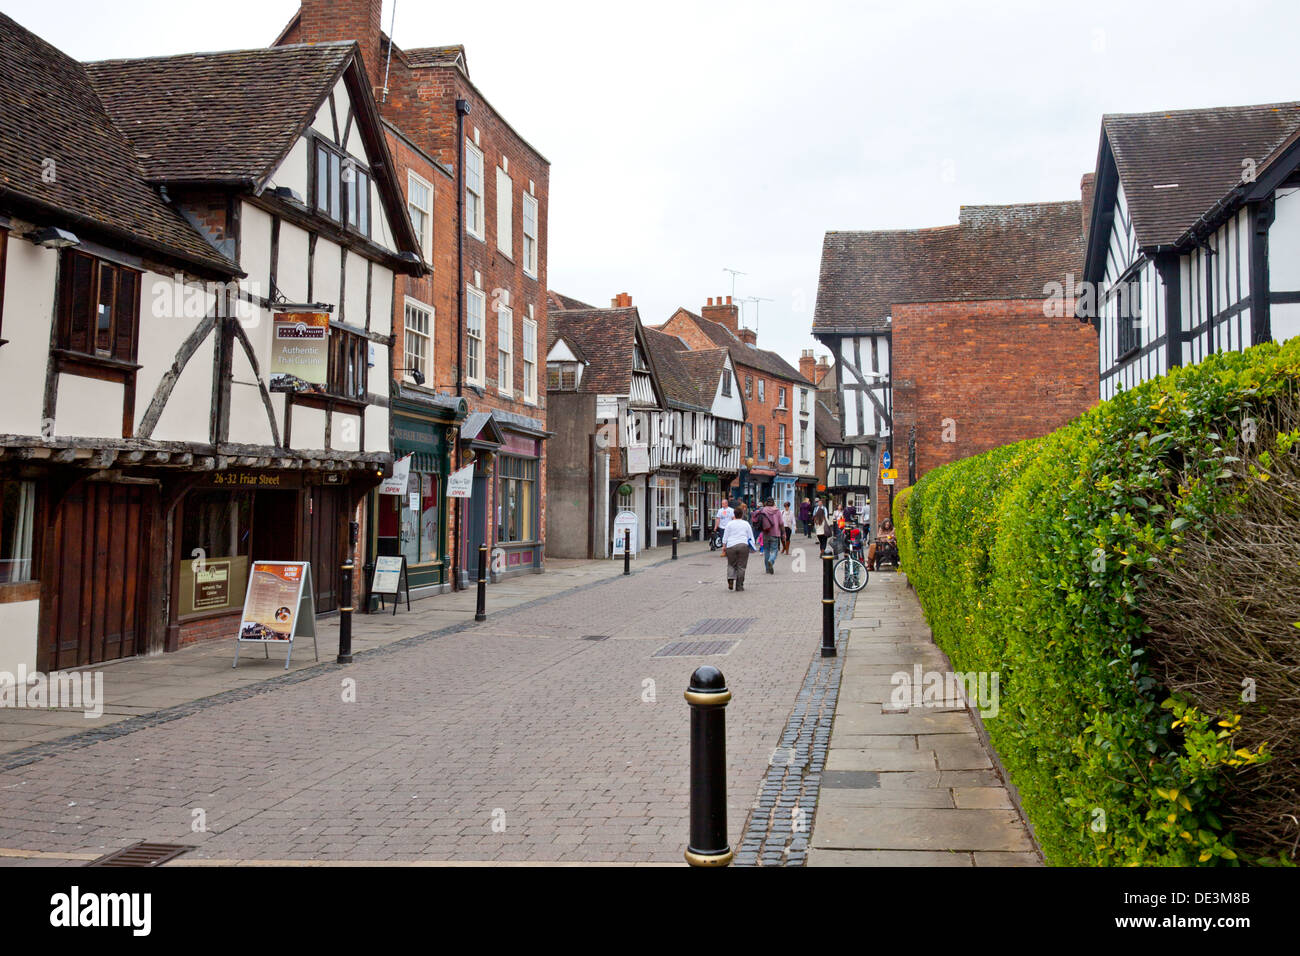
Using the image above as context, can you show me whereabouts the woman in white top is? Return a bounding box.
[780,501,795,554]
[721,506,756,591]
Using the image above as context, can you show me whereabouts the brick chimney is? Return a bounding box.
[701,295,739,334]
[296,0,384,98]
[1080,172,1096,240]
[814,356,830,386]
[611,292,633,308]
[738,328,757,346]
[799,349,816,382]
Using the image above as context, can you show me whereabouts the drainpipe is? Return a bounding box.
[453,96,471,591]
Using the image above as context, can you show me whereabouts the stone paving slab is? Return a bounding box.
[807,572,1042,866]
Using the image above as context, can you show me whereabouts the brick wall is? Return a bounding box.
[178,613,239,648]
[890,298,1098,496]
[296,0,383,95]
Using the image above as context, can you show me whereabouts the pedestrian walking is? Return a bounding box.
[780,501,795,554]
[753,498,783,574]
[713,499,734,535]
[813,498,830,554]
[721,504,755,591]
[798,497,812,538]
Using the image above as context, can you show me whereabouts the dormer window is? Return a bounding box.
[314,141,370,237]
[548,361,581,391]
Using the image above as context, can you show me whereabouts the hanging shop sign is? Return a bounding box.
[233,561,318,669]
[595,395,619,421]
[268,311,330,393]
[446,463,475,498]
[379,454,412,495]
[626,445,650,475]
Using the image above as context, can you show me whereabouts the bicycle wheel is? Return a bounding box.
[833,555,869,592]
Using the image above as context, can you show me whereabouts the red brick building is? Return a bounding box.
[275,0,550,592]
[813,196,1099,521]
[654,296,818,508]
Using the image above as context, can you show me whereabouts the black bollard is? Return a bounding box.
[475,543,488,622]
[821,545,836,658]
[672,521,678,560]
[684,665,733,866]
[623,529,631,575]
[337,520,359,664]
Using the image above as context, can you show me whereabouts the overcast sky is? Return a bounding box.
[7,0,1300,370]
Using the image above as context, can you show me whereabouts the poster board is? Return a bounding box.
[370,555,411,615]
[232,561,319,670]
[268,312,330,393]
[612,510,639,557]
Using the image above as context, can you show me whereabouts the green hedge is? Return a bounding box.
[894,338,1300,866]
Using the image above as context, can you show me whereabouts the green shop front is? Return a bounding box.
[367,389,466,603]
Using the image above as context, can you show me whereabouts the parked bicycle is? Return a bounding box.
[831,525,869,592]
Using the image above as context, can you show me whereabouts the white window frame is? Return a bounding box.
[497,295,514,397]
[496,165,513,258]
[403,296,434,385]
[407,170,433,262]
[523,310,538,404]
[466,284,485,386]
[758,379,765,403]
[522,192,539,277]
[465,139,485,240]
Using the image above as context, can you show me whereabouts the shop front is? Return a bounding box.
[168,468,366,649]
[494,427,544,576]
[368,390,463,602]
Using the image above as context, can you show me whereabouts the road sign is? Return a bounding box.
[881,449,892,469]
[881,468,897,485]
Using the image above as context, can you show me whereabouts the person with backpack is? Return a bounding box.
[754,498,783,574]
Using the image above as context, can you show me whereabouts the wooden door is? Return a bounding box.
[306,485,343,613]
[43,481,154,670]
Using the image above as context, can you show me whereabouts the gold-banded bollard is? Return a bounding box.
[684,665,734,867]
[822,544,836,657]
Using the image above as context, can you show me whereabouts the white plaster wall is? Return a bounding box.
[151,333,215,442]
[277,222,310,303]
[292,404,327,451]
[1270,187,1300,292]
[1272,302,1300,344]
[313,237,341,309]
[0,240,57,435]
[333,410,362,452]
[0,601,39,674]
[364,404,388,453]
[370,179,397,253]
[241,203,273,296]
[135,273,215,437]
[55,375,124,437]
[343,251,369,327]
[269,137,309,202]
[227,343,275,446]
[370,268,394,335]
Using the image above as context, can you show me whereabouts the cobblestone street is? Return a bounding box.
[0,541,836,865]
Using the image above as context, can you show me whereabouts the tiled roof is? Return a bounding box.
[1102,102,1300,248]
[813,201,1085,333]
[400,44,468,72]
[546,307,641,394]
[547,290,597,312]
[643,329,710,412]
[0,12,236,274]
[815,398,842,446]
[665,307,813,386]
[85,43,354,186]
[676,348,734,411]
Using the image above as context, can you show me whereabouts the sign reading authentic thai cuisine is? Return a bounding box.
[269,311,330,393]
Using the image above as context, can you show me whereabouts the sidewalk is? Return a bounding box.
[0,542,710,758]
[807,571,1042,866]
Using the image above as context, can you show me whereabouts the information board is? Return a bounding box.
[370,555,411,615]
[612,510,639,557]
[233,561,318,670]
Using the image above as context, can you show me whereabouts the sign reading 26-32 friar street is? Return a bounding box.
[269,311,330,393]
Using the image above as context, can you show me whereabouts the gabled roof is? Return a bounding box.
[547,307,647,395]
[643,329,710,412]
[663,307,814,386]
[85,43,355,186]
[813,201,1085,334]
[0,12,237,276]
[678,348,742,416]
[815,399,843,447]
[85,41,423,264]
[1099,102,1300,249]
